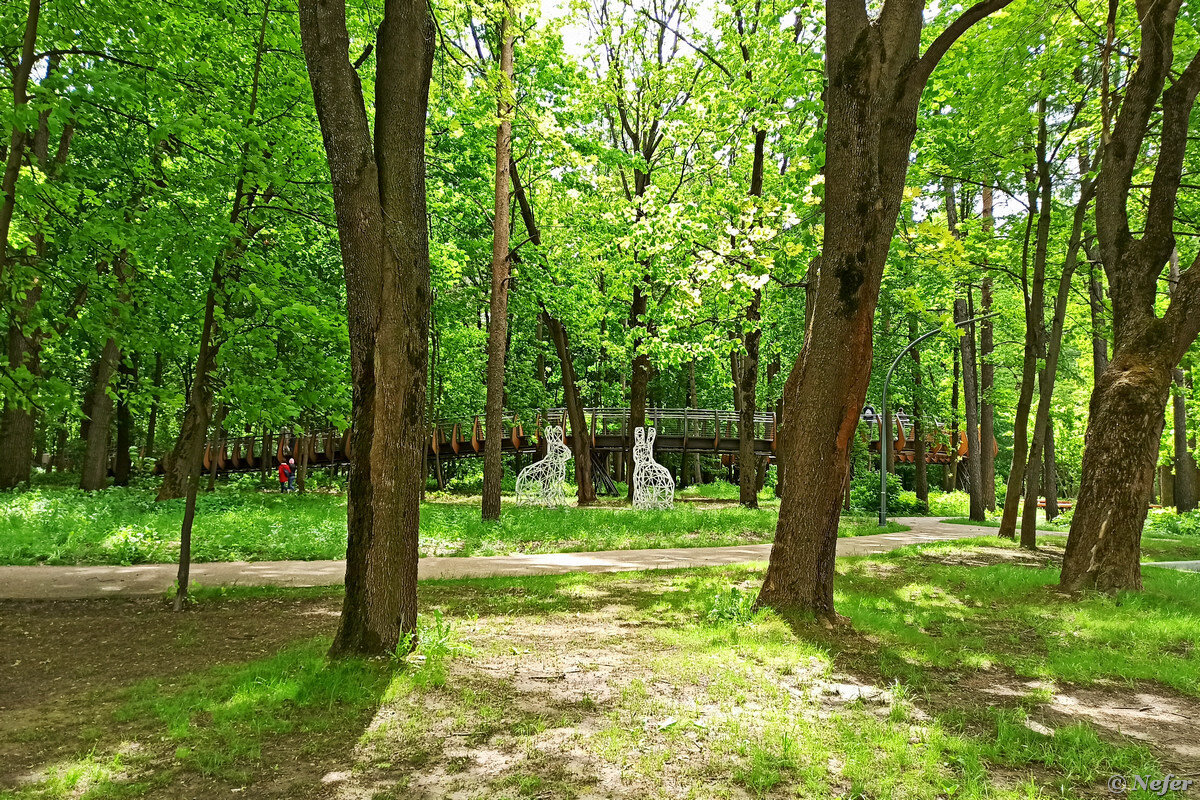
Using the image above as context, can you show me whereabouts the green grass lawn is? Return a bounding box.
[4,537,1197,799]
[0,485,904,566]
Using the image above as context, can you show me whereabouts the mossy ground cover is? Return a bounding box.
[0,485,901,566]
[3,537,1198,799]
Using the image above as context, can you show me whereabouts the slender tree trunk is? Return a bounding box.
[945,344,959,491]
[738,127,768,507]
[53,422,68,472]
[173,287,219,610]
[1043,424,1058,519]
[980,186,996,510]
[689,360,702,485]
[738,288,762,507]
[626,286,651,501]
[545,312,595,504]
[1173,368,1198,511]
[956,298,984,520]
[144,353,162,458]
[1019,178,1093,545]
[482,12,514,522]
[300,0,435,655]
[1170,254,1198,511]
[206,406,227,493]
[909,316,928,507]
[113,358,134,485]
[1000,119,1051,539]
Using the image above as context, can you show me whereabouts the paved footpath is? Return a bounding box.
[0,518,998,600]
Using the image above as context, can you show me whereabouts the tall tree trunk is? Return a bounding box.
[999,114,1051,540]
[144,353,162,458]
[1173,367,1198,512]
[482,14,514,522]
[956,297,984,521]
[544,312,595,504]
[909,316,928,508]
[0,0,40,491]
[980,185,996,510]
[738,288,762,507]
[300,0,434,655]
[689,360,702,486]
[737,127,768,507]
[0,291,40,490]
[1019,177,1094,546]
[1087,249,1109,385]
[173,276,220,610]
[626,287,651,501]
[1043,423,1058,519]
[1170,254,1198,512]
[1061,0,1200,592]
[206,406,228,493]
[756,0,1012,621]
[945,343,959,491]
[79,337,121,490]
[113,358,134,485]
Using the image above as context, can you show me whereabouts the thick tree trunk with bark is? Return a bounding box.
[79,337,121,490]
[756,0,1010,621]
[0,294,40,490]
[482,16,514,522]
[300,0,434,656]
[1088,253,1109,384]
[1061,0,1200,592]
[0,1,40,490]
[1061,342,1172,591]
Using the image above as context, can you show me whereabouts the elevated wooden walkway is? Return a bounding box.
[165,407,994,475]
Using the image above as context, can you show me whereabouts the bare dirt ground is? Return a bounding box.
[3,572,1198,799]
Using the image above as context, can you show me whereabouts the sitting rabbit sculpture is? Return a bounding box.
[515,426,572,506]
[632,426,674,510]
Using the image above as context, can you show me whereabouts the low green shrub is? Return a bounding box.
[704,586,759,625]
[849,471,923,515]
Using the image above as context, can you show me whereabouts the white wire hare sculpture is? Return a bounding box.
[515,426,572,506]
[632,426,674,510]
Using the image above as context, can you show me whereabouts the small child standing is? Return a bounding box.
[278,460,292,493]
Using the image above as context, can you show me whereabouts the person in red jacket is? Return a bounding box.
[278,460,292,493]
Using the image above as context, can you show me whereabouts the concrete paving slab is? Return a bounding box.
[0,517,991,600]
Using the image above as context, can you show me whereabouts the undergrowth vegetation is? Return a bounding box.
[0,485,903,566]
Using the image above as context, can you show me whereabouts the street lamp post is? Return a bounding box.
[878,312,999,526]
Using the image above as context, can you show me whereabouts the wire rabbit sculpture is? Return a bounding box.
[632,426,674,510]
[515,426,572,506]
